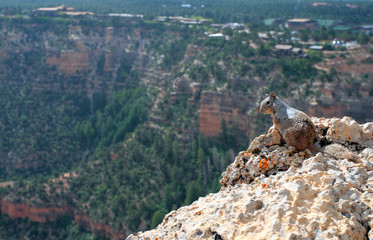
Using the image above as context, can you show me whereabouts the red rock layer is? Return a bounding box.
[199,91,250,137]
[75,215,126,240]
[0,199,72,222]
[0,199,126,239]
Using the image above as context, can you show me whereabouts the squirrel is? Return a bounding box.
[259,92,317,152]
[259,92,360,160]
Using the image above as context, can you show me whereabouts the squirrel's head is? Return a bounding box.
[259,92,276,115]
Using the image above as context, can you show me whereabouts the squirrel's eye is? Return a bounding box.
[266,101,270,105]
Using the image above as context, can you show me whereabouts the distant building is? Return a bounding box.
[344,41,358,48]
[180,18,199,25]
[360,25,373,33]
[181,4,192,8]
[157,16,209,25]
[309,45,323,50]
[258,32,269,40]
[210,24,223,28]
[33,5,68,16]
[108,13,143,19]
[346,4,358,9]
[64,11,94,16]
[292,48,303,56]
[222,23,244,29]
[207,33,224,38]
[156,16,168,22]
[285,18,317,30]
[33,5,93,16]
[274,44,293,55]
[312,2,332,7]
[333,25,351,31]
[274,45,304,57]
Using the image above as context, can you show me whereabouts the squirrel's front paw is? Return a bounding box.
[268,126,276,134]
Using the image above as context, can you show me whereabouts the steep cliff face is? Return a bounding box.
[308,81,373,121]
[127,117,373,240]
[0,20,149,175]
[59,51,90,74]
[199,91,250,137]
[0,199,72,223]
[0,22,143,78]
[74,215,126,240]
[0,199,126,240]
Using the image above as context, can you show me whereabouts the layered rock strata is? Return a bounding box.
[0,200,125,239]
[0,199,72,223]
[199,91,250,137]
[127,117,373,240]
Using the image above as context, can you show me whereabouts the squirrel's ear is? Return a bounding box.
[270,92,276,99]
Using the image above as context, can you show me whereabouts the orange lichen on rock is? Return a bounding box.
[262,183,268,189]
[258,158,270,171]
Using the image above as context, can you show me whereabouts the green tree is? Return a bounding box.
[151,208,168,229]
[357,32,369,45]
[197,148,205,170]
[223,27,233,37]
[172,140,179,165]
[162,185,173,211]
[184,181,204,205]
[163,134,173,161]
[96,53,105,76]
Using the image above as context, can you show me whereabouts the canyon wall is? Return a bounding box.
[0,199,125,239]
[47,51,90,74]
[75,215,126,240]
[0,199,72,223]
[60,51,90,75]
[199,91,250,137]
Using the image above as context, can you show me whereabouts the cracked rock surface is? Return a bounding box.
[127,117,373,240]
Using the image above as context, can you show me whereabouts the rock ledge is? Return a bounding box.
[128,117,373,240]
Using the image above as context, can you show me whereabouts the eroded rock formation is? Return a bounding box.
[199,91,250,137]
[74,215,126,240]
[0,200,125,239]
[0,199,72,223]
[127,117,373,240]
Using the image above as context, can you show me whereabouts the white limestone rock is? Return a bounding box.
[127,117,373,240]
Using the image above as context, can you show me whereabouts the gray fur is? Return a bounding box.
[260,92,316,151]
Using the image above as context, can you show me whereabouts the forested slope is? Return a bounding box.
[0,4,372,238]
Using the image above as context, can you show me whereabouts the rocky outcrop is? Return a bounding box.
[75,215,126,240]
[0,199,126,239]
[47,51,90,75]
[309,81,373,121]
[60,51,90,74]
[0,199,72,223]
[199,91,250,137]
[309,102,344,118]
[127,117,373,240]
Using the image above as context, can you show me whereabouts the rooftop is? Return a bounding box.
[287,18,313,23]
[108,13,143,18]
[36,5,68,12]
[275,44,293,50]
[333,26,351,31]
[309,45,323,50]
[207,33,224,38]
[64,11,94,16]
